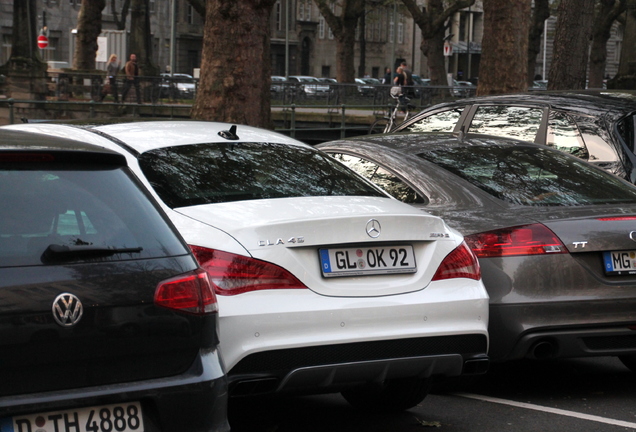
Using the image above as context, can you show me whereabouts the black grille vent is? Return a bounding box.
[231,334,486,375]
[582,334,636,351]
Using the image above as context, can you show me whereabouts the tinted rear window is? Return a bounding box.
[0,162,188,267]
[138,142,385,208]
[417,145,636,206]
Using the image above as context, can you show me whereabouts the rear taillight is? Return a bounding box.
[432,241,481,281]
[464,224,566,258]
[154,268,218,314]
[597,216,636,221]
[190,245,307,296]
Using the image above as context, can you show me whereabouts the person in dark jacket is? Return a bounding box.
[121,54,141,104]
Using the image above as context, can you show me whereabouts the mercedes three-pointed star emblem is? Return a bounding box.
[366,219,381,238]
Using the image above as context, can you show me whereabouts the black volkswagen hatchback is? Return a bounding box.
[0,130,228,432]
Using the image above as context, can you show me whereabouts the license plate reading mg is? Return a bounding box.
[603,250,636,275]
[319,245,416,277]
[1,402,144,432]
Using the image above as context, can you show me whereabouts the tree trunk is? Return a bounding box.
[589,1,626,88]
[423,26,447,85]
[111,0,131,30]
[358,12,366,78]
[478,0,531,95]
[609,0,636,89]
[314,0,365,83]
[191,0,276,128]
[73,0,106,70]
[547,0,595,90]
[128,0,158,77]
[401,0,475,86]
[336,24,358,81]
[527,0,550,86]
[7,0,42,64]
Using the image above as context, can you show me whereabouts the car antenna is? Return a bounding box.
[218,125,239,140]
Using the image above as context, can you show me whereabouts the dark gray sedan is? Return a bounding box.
[317,132,636,370]
[391,92,636,183]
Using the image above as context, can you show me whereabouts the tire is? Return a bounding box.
[619,355,636,372]
[369,118,388,134]
[341,377,431,412]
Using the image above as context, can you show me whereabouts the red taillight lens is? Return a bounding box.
[154,268,218,315]
[190,245,307,296]
[597,216,636,221]
[432,241,481,281]
[464,224,566,258]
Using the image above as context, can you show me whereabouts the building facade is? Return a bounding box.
[0,1,623,82]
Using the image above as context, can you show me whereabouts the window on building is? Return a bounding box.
[187,5,194,24]
[275,1,281,31]
[322,66,331,78]
[299,1,304,20]
[319,16,325,39]
[149,0,155,13]
[389,19,394,43]
[305,0,311,21]
[398,18,404,44]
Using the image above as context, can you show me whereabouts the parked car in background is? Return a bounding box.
[531,80,548,90]
[453,80,477,97]
[317,77,338,84]
[392,91,636,183]
[159,73,197,99]
[270,75,287,93]
[355,78,376,96]
[0,129,229,431]
[318,132,636,370]
[286,75,331,96]
[5,121,489,412]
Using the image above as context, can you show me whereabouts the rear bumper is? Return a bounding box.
[0,349,229,432]
[507,325,636,361]
[228,334,489,397]
[489,301,636,361]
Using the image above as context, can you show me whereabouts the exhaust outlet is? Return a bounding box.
[528,340,557,359]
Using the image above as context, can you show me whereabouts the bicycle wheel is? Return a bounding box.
[368,118,389,134]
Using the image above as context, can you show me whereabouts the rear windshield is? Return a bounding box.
[0,163,188,267]
[138,142,385,208]
[417,145,636,206]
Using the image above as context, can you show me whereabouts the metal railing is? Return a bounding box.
[0,72,473,140]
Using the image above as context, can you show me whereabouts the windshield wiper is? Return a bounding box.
[41,244,143,263]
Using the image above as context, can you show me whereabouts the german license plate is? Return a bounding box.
[603,250,636,275]
[319,245,416,277]
[0,402,144,432]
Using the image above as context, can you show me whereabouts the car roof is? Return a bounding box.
[422,91,636,120]
[2,121,311,156]
[91,121,311,154]
[320,131,548,155]
[0,128,122,156]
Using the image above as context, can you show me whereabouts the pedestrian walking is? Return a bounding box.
[100,54,120,103]
[121,53,141,104]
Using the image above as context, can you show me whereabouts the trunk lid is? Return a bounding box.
[176,196,462,297]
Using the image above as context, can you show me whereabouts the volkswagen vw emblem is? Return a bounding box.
[630,231,636,242]
[52,293,83,327]
[366,219,381,238]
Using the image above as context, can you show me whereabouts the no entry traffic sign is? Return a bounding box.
[37,34,49,49]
